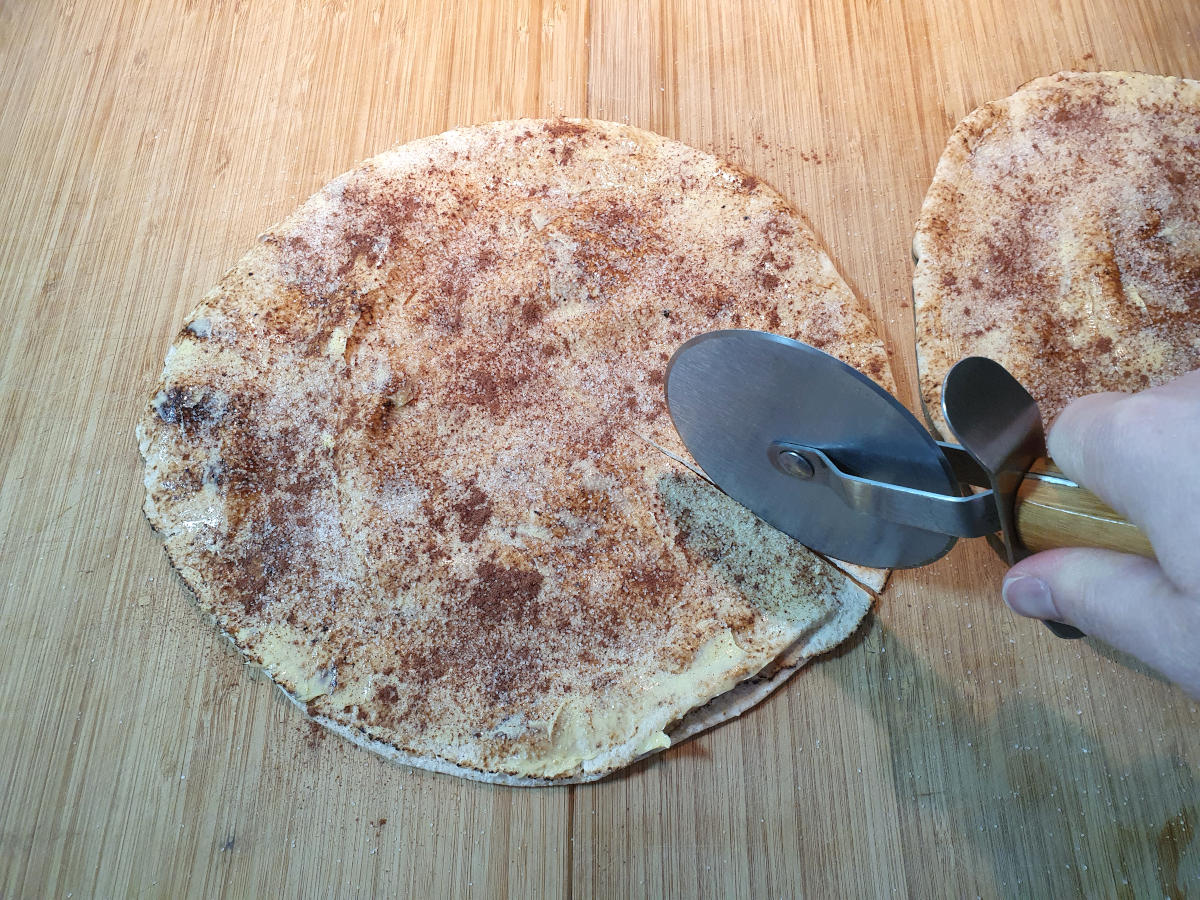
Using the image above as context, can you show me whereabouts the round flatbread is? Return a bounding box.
[138,119,887,784]
[914,71,1200,436]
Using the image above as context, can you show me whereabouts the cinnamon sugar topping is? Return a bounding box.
[915,72,1200,433]
[138,119,880,783]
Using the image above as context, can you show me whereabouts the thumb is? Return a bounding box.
[1003,548,1200,698]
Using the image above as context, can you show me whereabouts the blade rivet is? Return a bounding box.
[777,449,814,479]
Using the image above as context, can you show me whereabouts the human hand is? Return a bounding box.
[1001,369,1200,699]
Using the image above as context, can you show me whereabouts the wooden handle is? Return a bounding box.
[1014,458,1156,559]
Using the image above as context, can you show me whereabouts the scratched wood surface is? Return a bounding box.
[1,0,1198,896]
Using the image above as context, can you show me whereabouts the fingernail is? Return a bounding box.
[1002,575,1056,620]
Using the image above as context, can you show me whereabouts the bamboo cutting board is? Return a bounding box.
[1,0,1198,896]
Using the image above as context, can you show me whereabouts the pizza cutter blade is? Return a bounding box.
[664,330,968,569]
[664,330,1155,639]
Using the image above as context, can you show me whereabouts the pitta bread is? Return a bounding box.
[139,119,888,783]
[914,71,1200,435]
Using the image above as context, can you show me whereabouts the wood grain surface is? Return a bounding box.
[2,0,1198,896]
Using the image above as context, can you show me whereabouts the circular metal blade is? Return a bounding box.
[665,330,960,568]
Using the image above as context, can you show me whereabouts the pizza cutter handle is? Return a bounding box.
[1014,458,1156,559]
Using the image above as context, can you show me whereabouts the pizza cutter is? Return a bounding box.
[664,330,1156,640]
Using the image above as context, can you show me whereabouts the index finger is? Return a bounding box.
[1047,368,1200,590]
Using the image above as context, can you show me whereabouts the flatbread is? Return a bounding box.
[139,118,890,784]
[914,71,1200,436]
